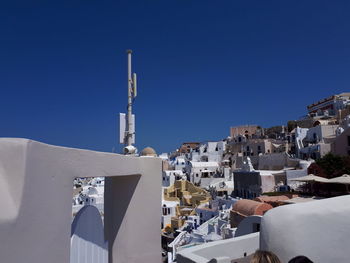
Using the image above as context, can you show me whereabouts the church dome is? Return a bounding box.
[140,147,157,157]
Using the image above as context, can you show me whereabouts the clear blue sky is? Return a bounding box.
[1,1,350,154]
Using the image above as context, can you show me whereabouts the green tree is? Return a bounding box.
[315,153,350,178]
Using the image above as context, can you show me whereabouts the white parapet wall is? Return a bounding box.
[177,233,259,263]
[260,194,350,263]
[177,194,350,263]
[0,138,161,263]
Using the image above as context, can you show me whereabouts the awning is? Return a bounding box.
[290,174,329,183]
[326,174,350,185]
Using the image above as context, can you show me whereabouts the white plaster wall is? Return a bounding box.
[200,178,223,188]
[177,233,259,263]
[306,125,337,142]
[295,127,308,141]
[295,127,308,158]
[70,205,108,263]
[175,157,186,171]
[191,151,201,162]
[260,174,276,193]
[306,126,322,142]
[234,215,262,237]
[260,195,350,263]
[163,170,182,187]
[162,214,172,227]
[188,163,219,184]
[0,138,161,263]
[162,171,171,187]
[195,142,225,163]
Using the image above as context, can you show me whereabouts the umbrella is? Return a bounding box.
[326,174,350,185]
[326,174,350,193]
[290,174,329,183]
[290,174,329,195]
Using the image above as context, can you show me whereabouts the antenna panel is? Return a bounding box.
[119,113,126,144]
[132,73,137,97]
[119,113,135,144]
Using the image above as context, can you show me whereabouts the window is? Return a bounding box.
[253,223,260,232]
[162,205,168,215]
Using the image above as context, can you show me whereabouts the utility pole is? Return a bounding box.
[120,49,137,154]
[127,49,133,147]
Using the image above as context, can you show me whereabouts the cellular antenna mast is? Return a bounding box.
[120,50,137,154]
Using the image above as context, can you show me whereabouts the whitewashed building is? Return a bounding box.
[185,161,220,184]
[162,170,185,187]
[190,141,226,162]
[175,156,186,171]
[177,195,350,263]
[162,200,179,229]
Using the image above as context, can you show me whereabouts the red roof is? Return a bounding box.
[232,199,273,216]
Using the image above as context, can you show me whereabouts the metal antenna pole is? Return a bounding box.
[127,49,133,147]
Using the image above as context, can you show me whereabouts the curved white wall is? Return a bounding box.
[260,195,350,263]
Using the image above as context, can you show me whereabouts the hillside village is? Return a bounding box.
[157,92,350,262]
[70,92,350,262]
